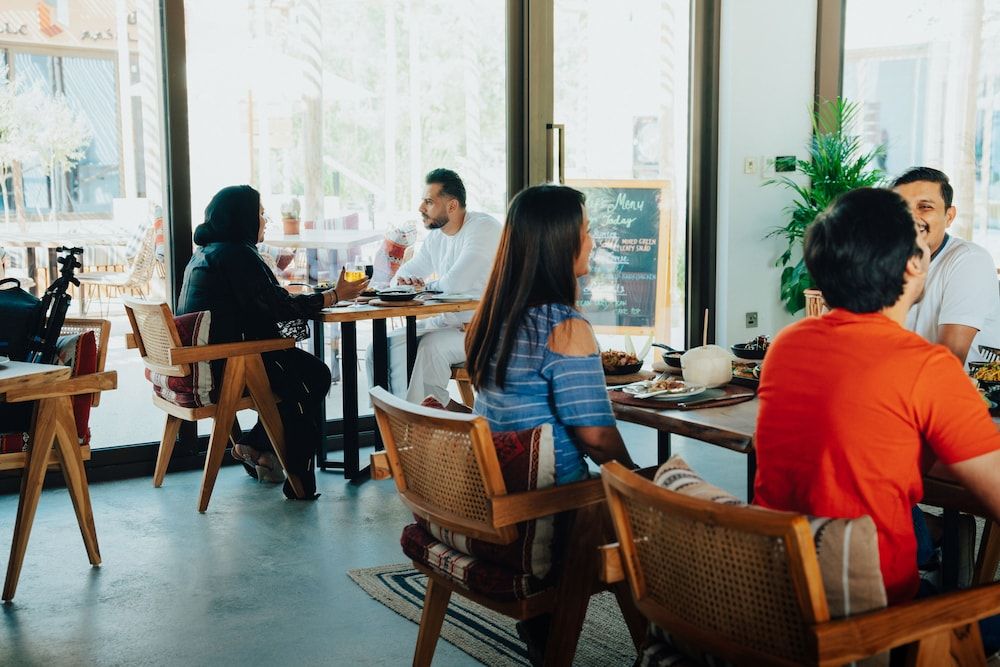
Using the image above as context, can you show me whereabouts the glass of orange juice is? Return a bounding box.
[344,257,366,283]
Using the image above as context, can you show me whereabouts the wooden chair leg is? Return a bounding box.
[903,629,955,667]
[543,504,603,667]
[975,521,1000,585]
[51,396,100,566]
[949,623,987,667]
[244,353,305,499]
[198,357,245,512]
[154,414,182,488]
[612,581,647,652]
[3,401,58,601]
[456,379,475,408]
[413,576,452,667]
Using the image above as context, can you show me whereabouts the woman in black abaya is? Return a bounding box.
[178,185,367,499]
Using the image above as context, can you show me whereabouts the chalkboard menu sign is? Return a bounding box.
[568,180,671,335]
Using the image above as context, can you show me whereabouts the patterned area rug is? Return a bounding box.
[347,563,638,666]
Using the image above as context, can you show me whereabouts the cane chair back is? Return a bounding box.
[61,318,111,406]
[123,298,189,377]
[370,386,516,544]
[601,461,828,666]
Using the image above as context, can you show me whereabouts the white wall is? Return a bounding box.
[716,0,817,345]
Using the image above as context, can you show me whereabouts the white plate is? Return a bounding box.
[0,355,8,368]
[622,381,707,401]
[432,293,478,302]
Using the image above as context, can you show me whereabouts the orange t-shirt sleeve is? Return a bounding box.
[913,349,1000,465]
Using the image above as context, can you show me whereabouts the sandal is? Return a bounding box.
[231,444,285,484]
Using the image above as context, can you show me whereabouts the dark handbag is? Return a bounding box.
[0,278,45,361]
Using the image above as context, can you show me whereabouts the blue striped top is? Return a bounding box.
[474,303,615,483]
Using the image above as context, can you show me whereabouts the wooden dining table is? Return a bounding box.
[612,391,758,499]
[2,230,125,296]
[313,298,479,481]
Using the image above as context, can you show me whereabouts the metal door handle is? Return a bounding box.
[546,123,565,184]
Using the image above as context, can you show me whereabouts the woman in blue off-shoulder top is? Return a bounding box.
[464,184,636,484]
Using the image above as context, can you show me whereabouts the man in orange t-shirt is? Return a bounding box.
[754,188,1000,605]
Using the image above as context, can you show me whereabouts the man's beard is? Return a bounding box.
[423,214,448,230]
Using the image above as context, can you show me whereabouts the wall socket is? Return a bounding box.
[745,311,758,328]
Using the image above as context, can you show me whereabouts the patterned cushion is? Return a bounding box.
[0,330,98,454]
[401,523,550,602]
[415,396,558,579]
[639,456,888,667]
[143,311,215,408]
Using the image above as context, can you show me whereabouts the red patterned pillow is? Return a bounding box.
[412,396,558,579]
[143,311,215,407]
[0,330,97,453]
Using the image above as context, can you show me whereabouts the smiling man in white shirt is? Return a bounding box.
[367,168,501,406]
[893,167,1000,366]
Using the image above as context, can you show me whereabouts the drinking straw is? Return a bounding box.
[702,308,709,347]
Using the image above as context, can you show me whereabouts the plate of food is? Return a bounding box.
[602,350,642,375]
[971,361,1000,395]
[622,377,707,401]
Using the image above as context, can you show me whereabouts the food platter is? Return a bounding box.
[621,378,707,401]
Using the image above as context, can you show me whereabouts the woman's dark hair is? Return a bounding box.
[426,168,466,208]
[804,188,923,313]
[891,166,953,208]
[466,184,586,389]
[193,185,261,246]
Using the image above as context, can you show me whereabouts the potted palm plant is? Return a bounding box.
[767,98,885,314]
[281,198,301,235]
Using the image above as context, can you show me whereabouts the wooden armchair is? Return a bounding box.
[369,387,644,667]
[123,298,303,511]
[599,461,1000,666]
[449,363,475,408]
[1,366,117,600]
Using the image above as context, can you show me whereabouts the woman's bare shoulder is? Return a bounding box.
[547,317,598,357]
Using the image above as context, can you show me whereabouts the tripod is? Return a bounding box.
[28,246,83,365]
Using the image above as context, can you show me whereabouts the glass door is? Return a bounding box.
[553,0,690,358]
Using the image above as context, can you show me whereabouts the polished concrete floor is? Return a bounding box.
[0,427,747,666]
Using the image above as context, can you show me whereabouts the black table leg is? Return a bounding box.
[746,451,756,503]
[341,322,359,479]
[313,319,330,468]
[657,431,671,464]
[943,508,959,589]
[406,316,418,382]
[372,318,388,451]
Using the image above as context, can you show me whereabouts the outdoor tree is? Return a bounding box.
[0,67,37,227]
[25,89,92,224]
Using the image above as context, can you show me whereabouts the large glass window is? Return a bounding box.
[0,0,170,449]
[184,0,507,419]
[554,0,689,355]
[843,0,1000,264]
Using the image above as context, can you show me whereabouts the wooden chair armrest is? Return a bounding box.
[599,543,625,584]
[491,477,605,527]
[169,338,295,364]
[371,451,392,480]
[814,583,1000,662]
[6,371,117,403]
[125,333,138,349]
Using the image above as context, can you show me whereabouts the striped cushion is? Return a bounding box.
[401,523,549,602]
[143,311,215,408]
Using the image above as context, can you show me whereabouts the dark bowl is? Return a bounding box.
[376,290,418,302]
[604,361,643,376]
[970,362,1000,396]
[662,351,685,369]
[731,343,767,360]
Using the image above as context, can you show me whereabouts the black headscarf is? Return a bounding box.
[193,185,261,246]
